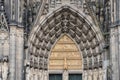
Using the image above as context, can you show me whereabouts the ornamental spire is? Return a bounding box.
[0,0,8,32]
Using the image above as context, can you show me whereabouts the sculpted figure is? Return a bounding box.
[26,64,30,80]
[99,69,103,80]
[26,62,35,80]
[88,70,93,80]
[30,67,34,80]
[44,71,48,80]
[93,69,98,80]
[2,56,8,80]
[83,71,87,80]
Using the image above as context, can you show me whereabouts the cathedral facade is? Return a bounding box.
[0,0,119,80]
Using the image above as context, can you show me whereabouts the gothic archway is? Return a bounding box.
[27,5,105,80]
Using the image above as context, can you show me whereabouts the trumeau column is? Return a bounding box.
[63,70,68,80]
[9,25,16,80]
[15,27,24,80]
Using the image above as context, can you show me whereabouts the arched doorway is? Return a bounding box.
[27,5,104,80]
[49,34,82,80]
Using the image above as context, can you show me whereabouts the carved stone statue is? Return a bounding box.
[26,64,30,80]
[83,71,88,80]
[93,69,98,80]
[30,67,34,80]
[2,56,8,80]
[44,70,48,80]
[99,68,103,80]
[88,70,93,80]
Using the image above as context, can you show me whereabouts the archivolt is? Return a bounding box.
[28,5,104,70]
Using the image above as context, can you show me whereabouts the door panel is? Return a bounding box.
[49,74,62,80]
[69,74,82,80]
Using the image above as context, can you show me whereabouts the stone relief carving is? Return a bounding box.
[43,3,49,15]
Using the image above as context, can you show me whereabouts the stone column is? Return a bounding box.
[110,28,119,80]
[63,70,68,80]
[111,0,120,80]
[15,27,24,80]
[9,26,16,80]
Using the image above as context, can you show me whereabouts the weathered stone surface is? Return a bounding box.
[1,0,117,80]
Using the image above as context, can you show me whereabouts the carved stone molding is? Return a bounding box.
[29,6,104,71]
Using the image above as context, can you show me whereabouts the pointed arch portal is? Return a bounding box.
[28,5,105,80]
